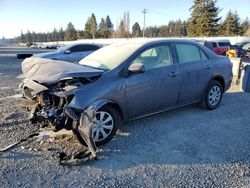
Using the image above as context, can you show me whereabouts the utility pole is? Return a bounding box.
[142,9,148,37]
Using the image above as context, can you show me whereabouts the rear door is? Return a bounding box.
[175,43,213,104]
[125,44,181,118]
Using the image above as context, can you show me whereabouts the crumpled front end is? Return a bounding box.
[18,77,81,132]
[18,57,103,131]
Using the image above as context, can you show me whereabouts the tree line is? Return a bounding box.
[15,0,250,44]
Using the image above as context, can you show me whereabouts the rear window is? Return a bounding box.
[218,42,230,47]
[176,44,207,63]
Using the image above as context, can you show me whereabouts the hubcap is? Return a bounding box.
[208,85,221,106]
[92,111,114,142]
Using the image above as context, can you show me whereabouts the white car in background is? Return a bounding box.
[33,43,103,63]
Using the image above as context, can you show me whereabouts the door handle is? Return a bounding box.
[205,65,212,70]
[169,72,179,77]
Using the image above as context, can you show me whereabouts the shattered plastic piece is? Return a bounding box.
[77,106,97,158]
[58,106,98,165]
[59,149,96,165]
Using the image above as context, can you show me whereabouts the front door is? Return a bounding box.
[125,44,181,119]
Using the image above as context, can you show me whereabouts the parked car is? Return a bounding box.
[29,44,39,49]
[226,45,247,58]
[210,40,231,55]
[242,43,250,52]
[33,43,103,63]
[19,39,233,146]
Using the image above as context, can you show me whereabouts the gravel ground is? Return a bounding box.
[0,46,250,187]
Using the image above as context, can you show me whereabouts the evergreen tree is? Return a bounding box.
[25,30,32,45]
[65,22,77,41]
[105,15,113,37]
[201,0,221,36]
[58,27,65,41]
[144,26,159,37]
[219,10,241,36]
[188,0,202,36]
[188,0,221,36]
[51,28,58,41]
[77,30,85,39]
[32,31,37,42]
[132,22,141,37]
[46,32,52,42]
[20,31,25,43]
[84,13,97,39]
[84,18,92,39]
[98,18,108,38]
[240,17,250,36]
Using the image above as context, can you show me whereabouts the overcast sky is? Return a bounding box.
[0,0,249,38]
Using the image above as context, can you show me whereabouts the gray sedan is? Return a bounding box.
[20,39,233,146]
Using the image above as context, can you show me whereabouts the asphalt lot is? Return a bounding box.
[0,46,250,187]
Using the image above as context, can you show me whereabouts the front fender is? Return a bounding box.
[68,97,115,111]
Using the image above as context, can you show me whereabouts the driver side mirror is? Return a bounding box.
[128,63,145,74]
[65,50,71,54]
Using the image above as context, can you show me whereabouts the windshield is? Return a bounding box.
[78,42,142,70]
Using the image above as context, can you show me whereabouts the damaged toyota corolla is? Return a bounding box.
[18,39,233,147]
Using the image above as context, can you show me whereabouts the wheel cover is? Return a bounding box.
[92,111,114,142]
[208,85,221,106]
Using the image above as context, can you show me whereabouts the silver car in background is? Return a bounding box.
[19,39,233,146]
[33,43,102,63]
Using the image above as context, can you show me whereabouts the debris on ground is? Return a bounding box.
[0,132,39,154]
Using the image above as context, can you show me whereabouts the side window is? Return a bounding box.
[141,48,157,57]
[82,45,100,51]
[176,44,206,63]
[69,45,100,52]
[69,45,81,52]
[218,42,230,47]
[132,45,173,70]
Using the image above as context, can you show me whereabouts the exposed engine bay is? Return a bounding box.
[19,76,97,131]
[18,57,105,164]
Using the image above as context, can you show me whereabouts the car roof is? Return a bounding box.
[67,43,102,47]
[108,38,200,47]
[208,40,230,43]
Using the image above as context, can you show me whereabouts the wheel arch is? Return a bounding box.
[212,75,225,92]
[88,99,124,122]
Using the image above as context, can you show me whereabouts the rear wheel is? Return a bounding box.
[73,106,120,146]
[203,80,223,110]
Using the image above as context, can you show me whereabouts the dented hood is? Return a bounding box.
[22,57,104,84]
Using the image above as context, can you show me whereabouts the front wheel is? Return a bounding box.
[203,80,223,110]
[73,106,120,146]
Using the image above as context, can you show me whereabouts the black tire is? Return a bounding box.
[73,105,120,146]
[203,80,223,110]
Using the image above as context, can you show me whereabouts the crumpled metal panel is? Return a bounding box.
[22,57,104,84]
